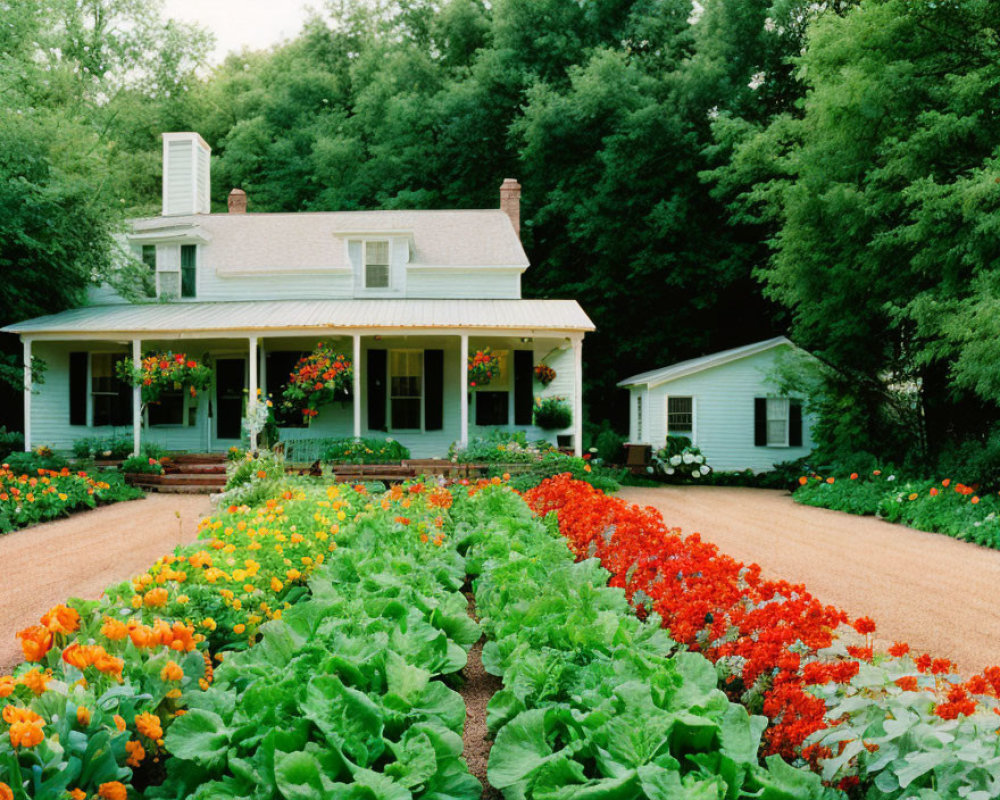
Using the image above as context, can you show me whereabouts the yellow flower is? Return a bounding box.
[270,577,283,592]
[233,624,246,634]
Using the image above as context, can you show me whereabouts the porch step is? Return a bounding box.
[162,462,227,475]
[169,453,228,465]
[131,473,227,487]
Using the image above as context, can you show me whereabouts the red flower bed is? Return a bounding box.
[522,475,1000,766]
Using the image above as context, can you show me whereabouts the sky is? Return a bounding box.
[161,0,320,63]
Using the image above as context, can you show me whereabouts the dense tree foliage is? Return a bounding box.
[4,0,1000,468]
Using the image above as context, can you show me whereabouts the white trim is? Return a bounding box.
[459,334,469,448]
[352,334,362,438]
[248,336,258,451]
[23,338,31,452]
[618,337,795,389]
[573,336,583,457]
[765,396,791,448]
[132,339,141,456]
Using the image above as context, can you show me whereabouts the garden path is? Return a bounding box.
[0,493,212,673]
[621,486,1000,674]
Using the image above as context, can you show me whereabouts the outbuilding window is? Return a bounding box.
[666,396,693,436]
[766,397,789,446]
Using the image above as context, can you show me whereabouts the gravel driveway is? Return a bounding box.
[0,493,212,674]
[621,486,1000,674]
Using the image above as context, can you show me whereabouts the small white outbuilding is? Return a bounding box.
[618,336,815,472]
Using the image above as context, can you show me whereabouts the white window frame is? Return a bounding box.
[363,240,391,290]
[389,348,423,432]
[766,396,790,447]
[665,395,695,439]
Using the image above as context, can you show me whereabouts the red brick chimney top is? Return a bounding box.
[500,178,521,239]
[228,188,247,214]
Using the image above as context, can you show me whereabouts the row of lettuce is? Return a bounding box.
[527,475,1000,798]
[794,469,1000,550]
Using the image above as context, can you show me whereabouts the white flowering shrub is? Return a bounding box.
[649,436,713,483]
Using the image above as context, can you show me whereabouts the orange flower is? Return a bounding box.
[98,781,128,800]
[40,604,80,635]
[908,493,918,501]
[125,739,146,767]
[160,661,184,682]
[144,588,168,607]
[972,496,980,504]
[0,676,15,698]
[825,477,835,484]
[70,790,86,800]
[76,705,91,726]
[135,711,163,741]
[888,642,910,658]
[233,623,246,634]
[852,617,876,635]
[0,783,13,800]
[4,706,44,748]
[101,618,128,641]
[942,478,951,487]
[17,625,53,662]
[113,714,127,732]
[849,472,858,480]
[19,669,50,696]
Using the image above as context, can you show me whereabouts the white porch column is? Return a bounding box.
[573,336,583,457]
[132,339,142,456]
[22,338,31,452]
[248,335,259,452]
[459,334,469,448]
[352,333,362,438]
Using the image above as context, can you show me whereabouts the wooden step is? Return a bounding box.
[169,453,228,465]
[162,463,227,475]
[126,473,227,488]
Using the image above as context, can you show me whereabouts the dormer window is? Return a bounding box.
[181,244,197,298]
[364,241,390,289]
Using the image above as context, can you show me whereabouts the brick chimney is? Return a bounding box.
[228,188,247,214]
[499,178,521,239]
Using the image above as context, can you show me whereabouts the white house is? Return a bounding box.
[618,336,815,472]
[4,132,594,458]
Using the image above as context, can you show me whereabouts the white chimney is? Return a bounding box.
[162,132,211,216]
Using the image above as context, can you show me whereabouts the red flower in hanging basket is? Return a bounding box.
[534,363,556,386]
[468,348,500,387]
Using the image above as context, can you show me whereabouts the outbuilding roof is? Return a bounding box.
[618,336,795,389]
[2,298,594,337]
[130,209,529,274]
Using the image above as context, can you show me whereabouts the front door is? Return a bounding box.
[215,358,245,440]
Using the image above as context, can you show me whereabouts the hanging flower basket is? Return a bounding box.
[281,342,353,420]
[468,348,500,388]
[116,352,212,404]
[534,363,556,386]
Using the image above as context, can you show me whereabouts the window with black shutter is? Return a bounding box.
[90,353,133,427]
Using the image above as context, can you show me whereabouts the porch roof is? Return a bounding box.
[2,298,595,337]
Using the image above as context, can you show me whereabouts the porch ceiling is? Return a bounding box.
[3,298,595,337]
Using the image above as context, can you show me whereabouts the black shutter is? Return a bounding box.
[69,352,88,425]
[789,400,803,447]
[424,349,444,431]
[367,349,387,432]
[754,397,767,446]
[513,350,534,426]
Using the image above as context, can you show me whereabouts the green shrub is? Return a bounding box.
[3,450,69,473]
[71,435,133,460]
[121,455,164,475]
[450,430,555,464]
[0,427,24,462]
[320,436,410,464]
[935,426,1000,492]
[497,452,623,493]
[532,396,572,430]
[225,450,286,490]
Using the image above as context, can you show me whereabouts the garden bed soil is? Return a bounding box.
[462,591,503,799]
[0,493,213,674]
[621,485,1000,674]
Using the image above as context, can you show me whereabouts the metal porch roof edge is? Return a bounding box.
[2,298,595,336]
[617,336,796,388]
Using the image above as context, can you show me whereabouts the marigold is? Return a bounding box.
[0,676,15,698]
[125,739,146,767]
[144,587,169,607]
[19,668,50,696]
[98,781,128,800]
[160,661,184,682]
[113,714,127,732]
[69,790,86,800]
[135,711,163,741]
[16,625,53,662]
[101,618,128,641]
[0,785,11,800]
[76,705,91,726]
[40,604,80,635]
